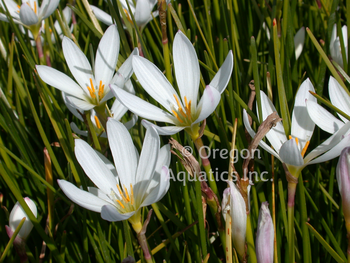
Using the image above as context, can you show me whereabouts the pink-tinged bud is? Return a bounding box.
[222,181,247,258]
[8,197,37,240]
[337,147,350,233]
[256,202,274,263]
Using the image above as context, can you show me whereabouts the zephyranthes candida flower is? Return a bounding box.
[0,0,60,39]
[243,78,350,177]
[58,119,170,233]
[37,25,137,112]
[112,30,233,138]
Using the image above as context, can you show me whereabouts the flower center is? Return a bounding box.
[86,78,105,104]
[109,184,134,212]
[172,94,192,125]
[289,135,310,158]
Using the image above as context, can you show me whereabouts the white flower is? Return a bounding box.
[0,0,60,38]
[330,24,348,68]
[256,202,274,263]
[306,76,350,134]
[7,197,38,240]
[58,119,171,232]
[37,25,136,111]
[222,181,247,258]
[243,78,350,176]
[112,30,233,137]
[91,0,168,29]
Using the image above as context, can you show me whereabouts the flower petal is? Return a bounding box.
[194,85,221,124]
[38,0,59,20]
[19,3,38,26]
[306,100,344,134]
[107,119,138,188]
[123,114,138,130]
[62,37,94,95]
[259,91,287,151]
[66,96,95,111]
[58,179,112,213]
[132,55,177,112]
[134,0,153,27]
[294,27,305,60]
[114,48,139,82]
[305,121,350,163]
[141,119,185,135]
[74,139,118,194]
[112,85,176,123]
[90,5,113,25]
[101,205,134,221]
[173,31,200,105]
[95,25,120,87]
[70,122,88,137]
[36,65,86,99]
[328,76,350,123]
[291,78,316,151]
[279,139,304,166]
[134,125,160,205]
[209,51,234,93]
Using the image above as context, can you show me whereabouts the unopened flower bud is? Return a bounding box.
[8,197,37,240]
[337,147,350,233]
[256,202,274,263]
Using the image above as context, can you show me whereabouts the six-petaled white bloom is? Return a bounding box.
[6,197,38,240]
[306,76,350,135]
[330,24,348,68]
[243,78,350,177]
[58,118,171,233]
[112,30,233,138]
[0,0,60,39]
[36,25,136,112]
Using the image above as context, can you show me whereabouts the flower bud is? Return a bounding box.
[222,181,247,258]
[337,147,350,233]
[8,197,37,240]
[294,27,305,60]
[256,202,274,263]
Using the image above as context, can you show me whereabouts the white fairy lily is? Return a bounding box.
[222,181,247,259]
[58,119,171,233]
[0,0,60,39]
[256,202,274,263]
[6,197,38,240]
[330,24,348,68]
[112,30,233,138]
[36,25,136,114]
[243,78,350,177]
[90,0,168,29]
[306,76,350,135]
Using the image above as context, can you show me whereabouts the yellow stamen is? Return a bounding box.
[34,1,37,14]
[123,185,130,202]
[117,184,128,203]
[184,96,192,119]
[123,8,133,24]
[295,137,299,146]
[17,5,20,13]
[301,141,310,158]
[130,184,134,205]
[98,80,105,99]
[87,78,96,98]
[172,110,183,123]
[94,116,101,129]
[116,200,125,209]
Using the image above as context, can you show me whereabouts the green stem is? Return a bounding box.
[246,214,257,263]
[193,137,219,198]
[287,182,297,263]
